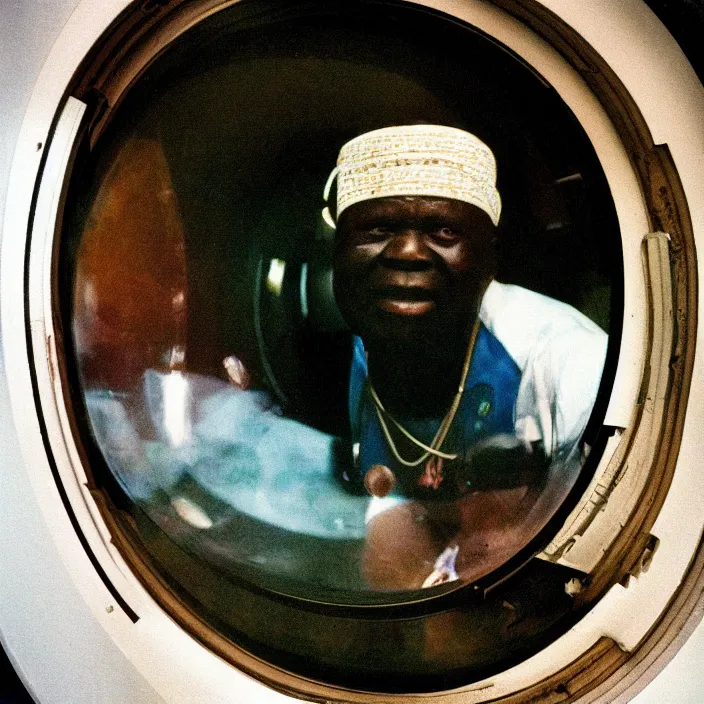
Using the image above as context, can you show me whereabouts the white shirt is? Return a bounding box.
[480,280,608,457]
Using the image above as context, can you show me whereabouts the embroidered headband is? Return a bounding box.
[323,124,501,227]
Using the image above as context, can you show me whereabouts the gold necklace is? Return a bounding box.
[367,315,481,468]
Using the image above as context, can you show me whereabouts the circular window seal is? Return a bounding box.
[12,0,699,702]
[58,0,624,614]
[50,3,629,694]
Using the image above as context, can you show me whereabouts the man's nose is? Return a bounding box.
[380,230,433,270]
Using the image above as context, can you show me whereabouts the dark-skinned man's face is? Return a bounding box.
[333,196,497,347]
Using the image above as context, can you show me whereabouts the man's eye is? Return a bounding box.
[433,226,459,240]
[365,227,392,238]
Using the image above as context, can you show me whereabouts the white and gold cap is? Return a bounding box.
[323,124,501,227]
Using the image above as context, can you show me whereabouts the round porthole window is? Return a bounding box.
[3,0,702,702]
[56,0,623,690]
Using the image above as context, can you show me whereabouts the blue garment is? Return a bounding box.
[348,325,522,498]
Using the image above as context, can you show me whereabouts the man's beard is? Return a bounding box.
[345,290,482,358]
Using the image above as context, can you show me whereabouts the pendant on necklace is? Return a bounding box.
[419,456,444,490]
[364,464,397,498]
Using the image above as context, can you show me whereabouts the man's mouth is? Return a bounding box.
[372,286,437,316]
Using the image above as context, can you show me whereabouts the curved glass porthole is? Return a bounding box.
[54,0,625,693]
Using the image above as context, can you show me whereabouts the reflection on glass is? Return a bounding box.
[75,126,607,601]
[89,369,368,537]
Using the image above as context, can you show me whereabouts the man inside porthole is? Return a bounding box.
[325,125,607,590]
[82,122,608,599]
